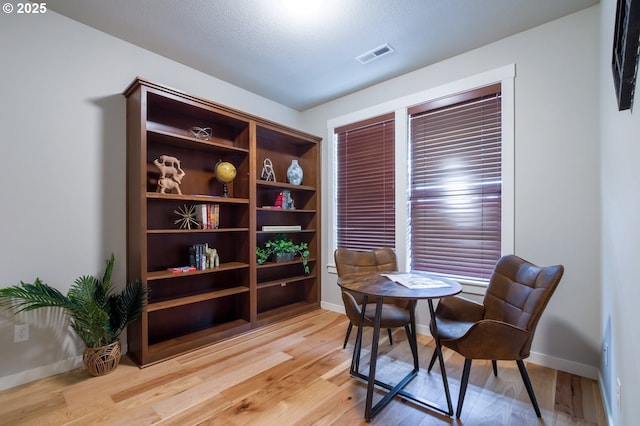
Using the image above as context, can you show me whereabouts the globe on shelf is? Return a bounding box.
[215,160,237,197]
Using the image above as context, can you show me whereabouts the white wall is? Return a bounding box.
[599,0,640,424]
[301,6,602,379]
[0,10,299,389]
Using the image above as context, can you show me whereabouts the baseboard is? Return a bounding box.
[321,301,345,314]
[0,355,83,391]
[526,350,599,380]
[320,303,599,380]
[0,342,130,392]
[598,371,615,426]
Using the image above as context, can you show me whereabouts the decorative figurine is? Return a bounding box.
[154,155,184,178]
[189,127,212,140]
[154,155,185,194]
[284,190,295,209]
[157,176,183,194]
[206,246,220,268]
[261,158,276,182]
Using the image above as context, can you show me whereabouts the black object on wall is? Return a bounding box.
[612,0,640,111]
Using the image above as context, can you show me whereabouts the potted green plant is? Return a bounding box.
[0,254,147,376]
[256,234,310,274]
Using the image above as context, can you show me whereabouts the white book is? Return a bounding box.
[381,273,451,289]
[262,225,302,231]
[194,204,208,229]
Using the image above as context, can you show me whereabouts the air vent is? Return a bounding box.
[355,43,394,64]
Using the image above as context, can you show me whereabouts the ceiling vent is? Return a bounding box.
[355,43,394,64]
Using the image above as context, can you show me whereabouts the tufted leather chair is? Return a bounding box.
[427,254,564,418]
[334,247,416,349]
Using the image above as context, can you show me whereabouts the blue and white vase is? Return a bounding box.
[287,159,303,185]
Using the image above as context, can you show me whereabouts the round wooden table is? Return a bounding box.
[337,271,462,421]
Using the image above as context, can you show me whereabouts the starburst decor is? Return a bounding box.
[174,204,199,230]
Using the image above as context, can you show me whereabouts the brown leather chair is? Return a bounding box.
[427,254,564,418]
[334,247,416,349]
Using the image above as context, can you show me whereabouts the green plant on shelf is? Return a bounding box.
[256,246,271,265]
[256,234,310,274]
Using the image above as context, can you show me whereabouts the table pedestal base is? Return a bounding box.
[351,296,454,421]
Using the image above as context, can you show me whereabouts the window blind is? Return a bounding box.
[409,84,502,280]
[336,113,395,251]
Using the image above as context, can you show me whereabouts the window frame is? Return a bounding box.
[327,65,515,294]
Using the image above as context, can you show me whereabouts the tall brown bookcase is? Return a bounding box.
[124,78,321,366]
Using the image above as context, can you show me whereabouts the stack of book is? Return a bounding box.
[189,243,209,270]
[195,204,219,229]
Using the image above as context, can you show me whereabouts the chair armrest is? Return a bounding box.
[449,319,530,360]
[435,296,485,323]
[341,291,363,324]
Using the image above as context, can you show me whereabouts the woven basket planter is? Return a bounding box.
[83,341,122,377]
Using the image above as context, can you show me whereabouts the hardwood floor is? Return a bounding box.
[0,309,607,425]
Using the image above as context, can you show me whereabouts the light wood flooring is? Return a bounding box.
[0,309,607,425]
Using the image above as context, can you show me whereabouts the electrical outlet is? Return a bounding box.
[616,377,622,411]
[14,323,29,342]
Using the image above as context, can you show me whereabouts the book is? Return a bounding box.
[210,204,219,229]
[189,243,206,270]
[194,204,208,229]
[189,245,196,268]
[193,204,220,229]
[380,273,451,289]
[168,266,196,273]
[262,225,302,231]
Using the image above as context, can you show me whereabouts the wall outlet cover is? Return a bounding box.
[14,323,29,342]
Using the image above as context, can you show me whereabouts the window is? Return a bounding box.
[409,84,502,281]
[329,66,514,279]
[335,113,395,250]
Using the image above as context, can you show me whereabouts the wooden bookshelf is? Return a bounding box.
[124,78,321,366]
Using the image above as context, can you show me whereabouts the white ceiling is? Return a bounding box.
[47,0,599,111]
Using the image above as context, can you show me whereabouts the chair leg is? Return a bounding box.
[517,360,542,417]
[456,358,472,418]
[492,360,498,376]
[387,328,393,345]
[343,322,353,349]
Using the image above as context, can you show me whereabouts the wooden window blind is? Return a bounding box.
[335,113,395,251]
[409,84,502,280]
